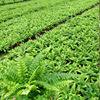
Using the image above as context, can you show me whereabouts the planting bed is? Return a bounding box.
[0,0,23,5]
[0,2,99,55]
[0,4,99,100]
[0,0,99,52]
[0,0,68,22]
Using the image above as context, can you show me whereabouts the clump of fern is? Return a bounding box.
[0,47,59,100]
[35,72,99,100]
[0,46,99,100]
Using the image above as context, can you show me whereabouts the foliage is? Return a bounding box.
[0,0,99,51]
[0,1,99,100]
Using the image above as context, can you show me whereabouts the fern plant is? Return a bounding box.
[36,72,99,100]
[0,47,59,100]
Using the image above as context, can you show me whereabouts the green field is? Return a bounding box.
[0,0,99,100]
[0,0,28,5]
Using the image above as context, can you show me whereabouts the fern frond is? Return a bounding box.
[28,65,45,83]
[4,67,19,83]
[23,53,34,72]
[0,80,17,91]
[54,80,73,89]
[29,46,51,76]
[29,51,43,76]
[21,84,37,95]
[17,57,28,83]
[4,83,24,99]
[35,81,59,91]
[41,72,79,84]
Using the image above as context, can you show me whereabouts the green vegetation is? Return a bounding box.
[0,0,67,21]
[0,4,99,99]
[0,0,98,51]
[0,0,28,5]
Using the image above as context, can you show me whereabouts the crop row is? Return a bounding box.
[0,0,67,22]
[6,5,99,63]
[0,2,99,55]
[0,6,99,99]
[0,0,99,51]
[0,0,22,5]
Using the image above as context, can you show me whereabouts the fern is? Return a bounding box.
[41,72,79,84]
[54,80,73,88]
[29,46,51,76]
[0,47,54,99]
[34,81,59,91]
[17,57,28,84]
[4,83,24,99]
[4,65,19,83]
[29,52,43,75]
[29,65,45,83]
[20,84,38,95]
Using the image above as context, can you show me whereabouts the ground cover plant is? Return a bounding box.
[0,0,29,5]
[0,0,66,22]
[0,5,99,100]
[0,0,98,51]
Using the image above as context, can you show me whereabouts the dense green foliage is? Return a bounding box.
[0,0,67,21]
[0,0,98,51]
[0,0,28,5]
[0,4,99,100]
